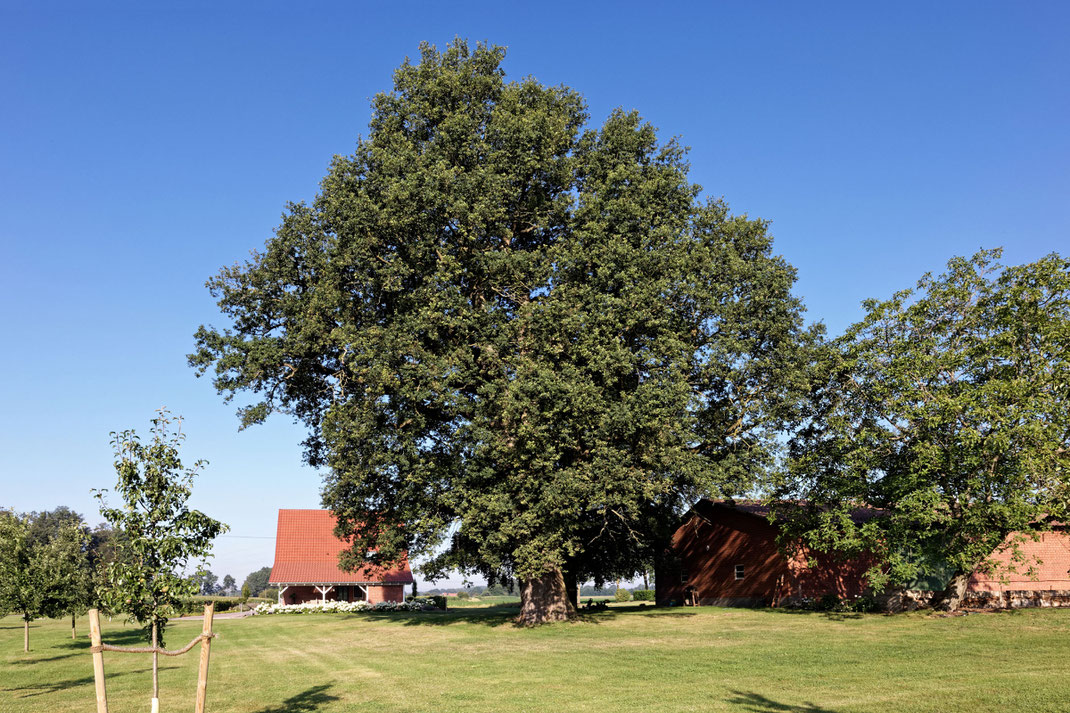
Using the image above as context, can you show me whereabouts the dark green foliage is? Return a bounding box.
[242,566,272,596]
[194,570,220,595]
[94,410,228,645]
[779,249,1070,601]
[191,40,814,606]
[174,595,267,615]
[580,585,616,596]
[631,589,655,601]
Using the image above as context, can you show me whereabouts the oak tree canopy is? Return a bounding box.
[191,40,813,624]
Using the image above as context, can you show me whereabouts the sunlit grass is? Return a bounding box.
[2,604,1068,712]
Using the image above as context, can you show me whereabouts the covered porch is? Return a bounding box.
[274,582,407,605]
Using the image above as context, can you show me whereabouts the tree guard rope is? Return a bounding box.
[90,632,216,656]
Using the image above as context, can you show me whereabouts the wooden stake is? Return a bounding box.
[194,603,215,713]
[88,609,109,713]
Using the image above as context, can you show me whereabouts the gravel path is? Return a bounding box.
[173,609,257,621]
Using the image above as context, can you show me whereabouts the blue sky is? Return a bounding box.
[1,1,1067,587]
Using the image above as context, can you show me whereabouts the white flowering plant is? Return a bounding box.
[253,596,441,615]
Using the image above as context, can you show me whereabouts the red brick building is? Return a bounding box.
[655,500,872,607]
[268,509,414,605]
[964,528,1070,607]
[656,500,1070,608]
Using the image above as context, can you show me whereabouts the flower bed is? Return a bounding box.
[253,597,442,615]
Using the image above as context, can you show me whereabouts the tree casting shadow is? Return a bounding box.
[726,690,842,712]
[251,684,339,713]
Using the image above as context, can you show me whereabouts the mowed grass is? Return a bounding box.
[3,604,1069,713]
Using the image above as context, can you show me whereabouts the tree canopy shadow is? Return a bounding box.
[10,652,79,664]
[251,684,339,713]
[57,627,148,649]
[342,603,697,627]
[3,666,172,698]
[761,608,865,621]
[726,690,842,712]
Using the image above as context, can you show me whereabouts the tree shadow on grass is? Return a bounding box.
[251,684,339,713]
[56,627,148,649]
[9,652,80,664]
[761,608,865,621]
[345,603,697,627]
[354,608,519,627]
[726,690,842,712]
[3,666,175,698]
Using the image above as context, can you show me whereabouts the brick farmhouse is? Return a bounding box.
[269,509,414,605]
[656,499,1070,608]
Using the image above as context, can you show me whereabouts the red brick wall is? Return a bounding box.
[968,529,1070,593]
[656,506,869,606]
[367,584,405,604]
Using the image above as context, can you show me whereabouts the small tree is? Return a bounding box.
[221,574,236,596]
[0,510,88,651]
[95,410,228,704]
[23,507,95,639]
[40,519,94,640]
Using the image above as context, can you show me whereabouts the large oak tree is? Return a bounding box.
[191,41,814,624]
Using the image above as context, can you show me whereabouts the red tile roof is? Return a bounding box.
[268,509,414,585]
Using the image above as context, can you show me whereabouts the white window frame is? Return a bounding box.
[734,564,745,580]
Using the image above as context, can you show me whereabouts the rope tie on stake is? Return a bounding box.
[89,632,217,656]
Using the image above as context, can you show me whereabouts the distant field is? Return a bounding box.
[3,603,1069,712]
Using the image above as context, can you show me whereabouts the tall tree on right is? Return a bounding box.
[779,249,1070,609]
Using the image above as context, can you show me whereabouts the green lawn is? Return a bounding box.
[2,604,1069,712]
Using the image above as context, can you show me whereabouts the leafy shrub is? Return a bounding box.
[614,588,632,602]
[456,591,469,600]
[790,593,881,614]
[816,593,841,611]
[631,589,655,601]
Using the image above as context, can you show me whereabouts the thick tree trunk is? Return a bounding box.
[935,572,971,611]
[563,570,579,610]
[518,568,576,625]
[23,618,29,653]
